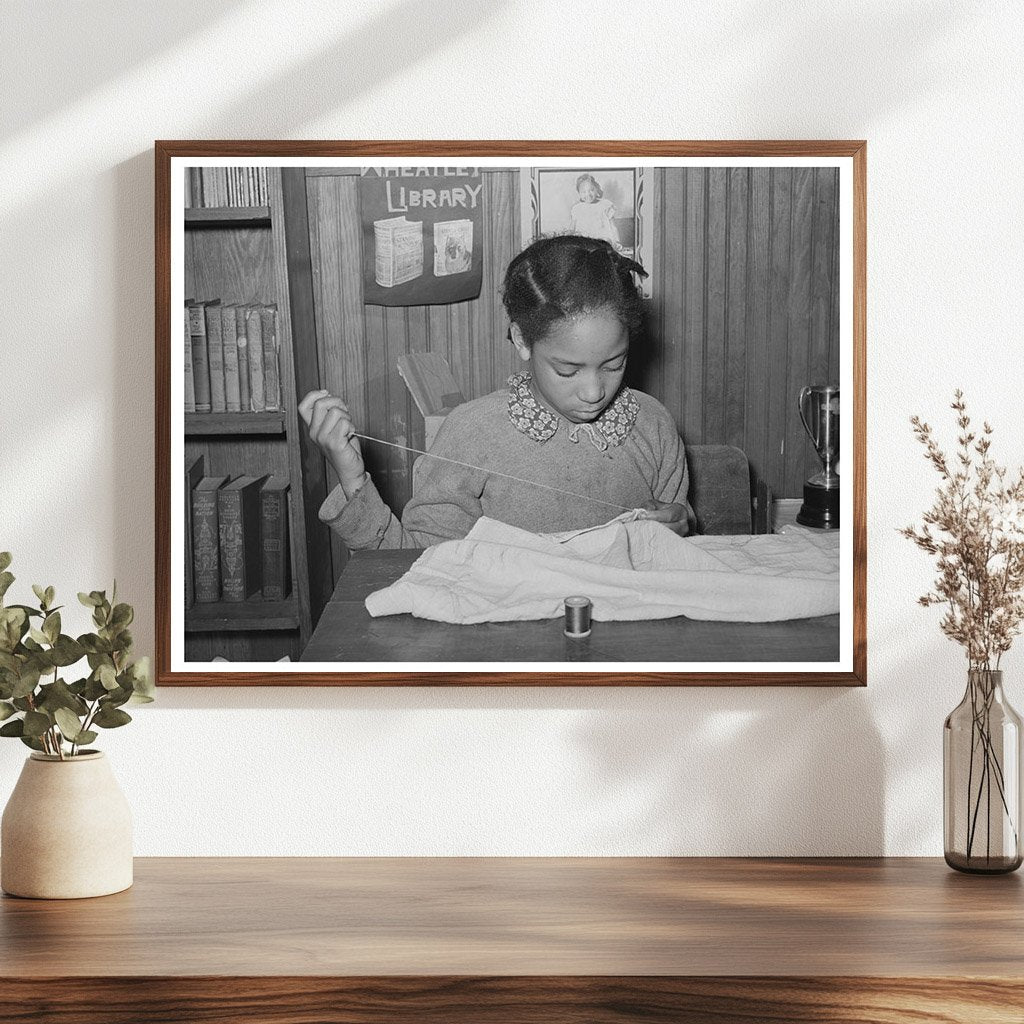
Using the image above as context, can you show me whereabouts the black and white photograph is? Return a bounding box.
[159,144,864,684]
[521,166,652,297]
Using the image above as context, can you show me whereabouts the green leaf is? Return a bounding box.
[83,675,108,701]
[93,705,132,729]
[36,678,88,717]
[104,685,132,709]
[0,572,14,602]
[0,553,11,573]
[110,603,133,630]
[0,701,16,721]
[98,664,118,690]
[0,719,24,737]
[54,707,85,742]
[0,606,27,651]
[8,604,42,619]
[22,710,51,738]
[74,730,98,746]
[44,586,55,608]
[20,734,45,752]
[78,592,100,608]
[79,634,112,655]
[42,611,60,644]
[11,665,41,699]
[50,635,85,667]
[28,627,49,646]
[32,584,47,608]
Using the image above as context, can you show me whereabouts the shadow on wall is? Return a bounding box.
[0,0,245,139]
[204,0,504,137]
[569,687,884,856]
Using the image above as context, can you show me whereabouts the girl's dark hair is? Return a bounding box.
[502,235,649,347]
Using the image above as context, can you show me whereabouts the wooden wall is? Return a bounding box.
[303,167,840,529]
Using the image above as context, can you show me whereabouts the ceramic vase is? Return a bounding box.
[1,751,133,899]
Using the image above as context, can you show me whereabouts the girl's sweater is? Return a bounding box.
[318,373,691,550]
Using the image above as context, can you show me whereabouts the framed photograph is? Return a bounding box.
[521,166,653,298]
[155,141,866,686]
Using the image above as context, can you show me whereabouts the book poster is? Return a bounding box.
[359,167,484,306]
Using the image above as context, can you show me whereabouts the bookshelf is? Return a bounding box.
[183,169,331,663]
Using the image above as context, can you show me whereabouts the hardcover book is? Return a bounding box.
[191,475,228,602]
[186,299,220,413]
[184,454,205,609]
[260,476,291,601]
[374,216,423,287]
[244,306,265,412]
[183,315,195,413]
[218,475,267,601]
[433,219,473,276]
[260,304,280,412]
[205,302,226,413]
[220,305,241,412]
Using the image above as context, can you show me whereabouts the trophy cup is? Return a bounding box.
[796,384,840,529]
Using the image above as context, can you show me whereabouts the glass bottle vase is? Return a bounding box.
[944,669,1023,873]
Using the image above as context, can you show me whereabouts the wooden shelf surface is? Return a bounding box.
[1,857,1021,1021]
[185,411,286,436]
[185,206,272,227]
[185,595,298,632]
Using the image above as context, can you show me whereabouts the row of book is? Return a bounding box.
[185,300,283,414]
[184,167,270,208]
[185,455,291,607]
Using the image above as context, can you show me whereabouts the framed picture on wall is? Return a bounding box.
[521,166,653,298]
[155,141,866,687]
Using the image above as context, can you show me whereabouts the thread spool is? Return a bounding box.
[564,596,592,639]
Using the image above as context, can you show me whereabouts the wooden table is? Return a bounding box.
[1,858,1021,1023]
[301,549,839,664]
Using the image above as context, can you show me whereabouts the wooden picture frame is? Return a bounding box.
[155,141,866,686]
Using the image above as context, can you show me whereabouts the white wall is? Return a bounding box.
[1,0,1022,855]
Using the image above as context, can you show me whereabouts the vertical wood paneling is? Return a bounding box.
[766,168,794,496]
[659,172,686,430]
[724,168,749,449]
[783,168,816,494]
[811,169,838,388]
[306,174,366,574]
[704,169,728,444]
[683,169,706,443]
[303,166,842,527]
[362,305,390,499]
[745,169,772,492]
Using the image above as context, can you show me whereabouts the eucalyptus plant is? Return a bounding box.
[0,552,153,759]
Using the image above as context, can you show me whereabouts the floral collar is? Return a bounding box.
[506,371,639,452]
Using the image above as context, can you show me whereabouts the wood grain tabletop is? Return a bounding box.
[2,856,1021,977]
[3,856,1022,1022]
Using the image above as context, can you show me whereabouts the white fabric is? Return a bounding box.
[364,517,840,624]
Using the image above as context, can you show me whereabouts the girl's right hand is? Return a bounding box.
[298,390,367,496]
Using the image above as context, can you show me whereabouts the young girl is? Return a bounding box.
[299,235,691,550]
[569,173,622,252]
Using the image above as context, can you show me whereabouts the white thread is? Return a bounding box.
[354,433,638,514]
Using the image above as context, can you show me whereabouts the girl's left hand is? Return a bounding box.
[643,500,688,536]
